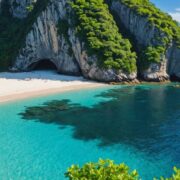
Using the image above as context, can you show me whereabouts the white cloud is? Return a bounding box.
[169,8,180,22]
[169,12,180,22]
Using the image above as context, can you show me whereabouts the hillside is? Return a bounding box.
[0,0,179,82]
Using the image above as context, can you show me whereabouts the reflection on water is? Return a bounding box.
[20,86,180,160]
[1,84,180,180]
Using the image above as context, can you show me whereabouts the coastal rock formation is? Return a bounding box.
[11,0,137,82]
[109,0,173,81]
[68,29,136,82]
[0,0,179,82]
[12,0,81,75]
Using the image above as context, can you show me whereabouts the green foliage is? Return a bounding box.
[139,46,165,68]
[70,0,137,73]
[65,159,139,180]
[0,0,179,72]
[154,167,180,180]
[0,0,50,71]
[120,0,180,47]
[118,0,180,68]
[65,159,180,180]
[26,0,37,12]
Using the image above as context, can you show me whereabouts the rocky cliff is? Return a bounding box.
[109,0,180,81]
[12,0,81,76]
[10,0,137,82]
[0,0,180,82]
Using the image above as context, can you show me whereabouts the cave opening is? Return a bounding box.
[29,59,57,71]
[170,74,180,82]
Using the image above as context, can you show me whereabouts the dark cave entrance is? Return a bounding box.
[170,74,180,82]
[29,59,57,71]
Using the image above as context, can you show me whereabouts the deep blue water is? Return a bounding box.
[0,84,180,179]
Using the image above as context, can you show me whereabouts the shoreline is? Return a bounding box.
[0,71,107,104]
[0,83,106,104]
[0,70,179,104]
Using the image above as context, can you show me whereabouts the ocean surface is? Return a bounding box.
[0,84,180,180]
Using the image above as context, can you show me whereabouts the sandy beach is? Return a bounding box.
[0,70,106,103]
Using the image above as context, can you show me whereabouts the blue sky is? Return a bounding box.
[150,0,180,22]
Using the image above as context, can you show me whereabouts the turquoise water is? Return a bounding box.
[0,84,180,179]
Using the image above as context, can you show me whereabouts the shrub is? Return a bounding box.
[154,167,180,180]
[70,0,137,73]
[65,159,138,180]
[120,0,180,46]
[65,159,180,180]
[118,0,180,67]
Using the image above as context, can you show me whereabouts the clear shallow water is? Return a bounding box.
[0,84,180,180]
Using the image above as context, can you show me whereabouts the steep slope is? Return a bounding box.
[1,0,137,82]
[0,0,179,82]
[0,0,50,71]
[108,0,180,81]
[10,0,136,81]
[12,0,81,75]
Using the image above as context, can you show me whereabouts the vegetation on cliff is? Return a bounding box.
[70,0,137,73]
[120,0,180,45]
[0,0,49,71]
[118,0,180,67]
[0,0,179,78]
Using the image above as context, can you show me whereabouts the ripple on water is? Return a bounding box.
[0,84,180,180]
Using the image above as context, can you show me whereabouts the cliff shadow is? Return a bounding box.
[19,86,180,157]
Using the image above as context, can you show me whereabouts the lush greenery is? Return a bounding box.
[70,0,137,73]
[0,1,22,71]
[141,46,165,68]
[118,0,180,66]
[0,0,50,71]
[155,167,180,180]
[65,159,180,180]
[65,159,139,180]
[120,0,180,45]
[0,0,179,72]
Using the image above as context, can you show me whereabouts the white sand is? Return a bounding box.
[0,70,106,103]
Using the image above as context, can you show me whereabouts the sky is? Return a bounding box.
[150,0,180,22]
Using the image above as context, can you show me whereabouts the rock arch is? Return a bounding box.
[28,59,58,71]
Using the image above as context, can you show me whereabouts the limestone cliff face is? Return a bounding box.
[1,0,179,82]
[109,0,179,81]
[12,0,80,75]
[68,28,136,82]
[11,0,137,82]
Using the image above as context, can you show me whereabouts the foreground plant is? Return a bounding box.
[154,167,180,180]
[65,159,180,180]
[65,159,138,180]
